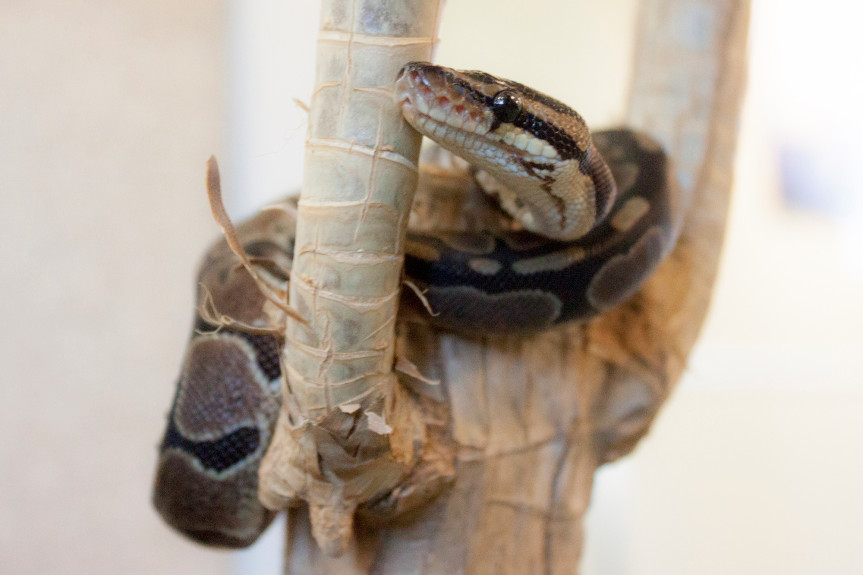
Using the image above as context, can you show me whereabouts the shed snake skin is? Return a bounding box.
[153,63,680,546]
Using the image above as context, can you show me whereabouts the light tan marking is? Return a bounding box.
[610,196,650,232]
[611,162,639,193]
[512,245,587,275]
[405,239,440,261]
[468,258,503,275]
[436,232,496,255]
[501,234,546,251]
[592,134,625,160]
[632,131,663,152]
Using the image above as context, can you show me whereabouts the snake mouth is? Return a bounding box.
[399,97,555,165]
[398,98,493,150]
[396,68,492,145]
[396,93,541,165]
[395,63,497,148]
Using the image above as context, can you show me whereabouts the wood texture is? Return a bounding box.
[272,0,752,572]
[257,0,446,558]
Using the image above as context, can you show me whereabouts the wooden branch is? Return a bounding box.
[257,0,446,558]
[270,0,751,572]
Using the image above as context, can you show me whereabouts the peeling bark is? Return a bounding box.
[257,0,445,558]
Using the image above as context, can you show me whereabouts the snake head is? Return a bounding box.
[395,62,592,164]
[395,62,615,241]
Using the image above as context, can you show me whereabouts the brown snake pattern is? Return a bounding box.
[153,64,681,546]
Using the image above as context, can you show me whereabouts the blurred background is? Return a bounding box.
[1,1,860,574]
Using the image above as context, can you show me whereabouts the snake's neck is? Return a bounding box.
[395,62,617,241]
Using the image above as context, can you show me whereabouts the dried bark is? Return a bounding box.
[264,0,752,573]
[257,0,446,558]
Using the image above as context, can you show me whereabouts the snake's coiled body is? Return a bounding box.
[404,131,673,332]
[153,64,680,546]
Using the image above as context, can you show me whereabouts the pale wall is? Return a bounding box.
[0,1,232,574]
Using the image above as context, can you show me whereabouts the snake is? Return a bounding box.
[153,62,679,547]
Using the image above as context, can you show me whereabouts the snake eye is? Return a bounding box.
[491,90,522,124]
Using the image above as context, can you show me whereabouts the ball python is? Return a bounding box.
[153,63,679,547]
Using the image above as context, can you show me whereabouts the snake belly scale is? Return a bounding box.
[153,63,680,546]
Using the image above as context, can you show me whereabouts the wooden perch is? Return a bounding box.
[256,0,445,557]
[256,0,752,572]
